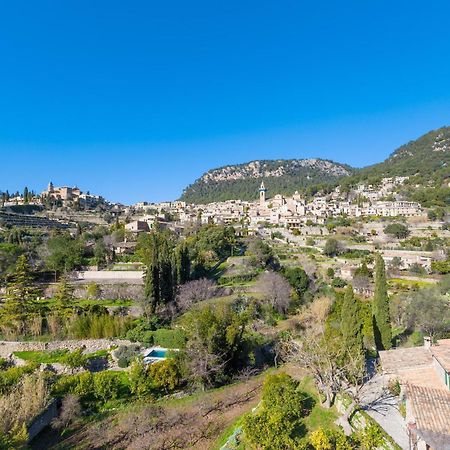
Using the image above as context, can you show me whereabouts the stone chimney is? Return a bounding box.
[423,336,432,349]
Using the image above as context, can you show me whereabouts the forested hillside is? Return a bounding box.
[180,127,450,204]
[346,126,450,185]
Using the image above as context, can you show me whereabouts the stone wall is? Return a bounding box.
[28,399,59,442]
[75,270,144,281]
[0,338,133,358]
[44,282,144,301]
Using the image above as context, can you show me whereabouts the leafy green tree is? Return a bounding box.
[383,223,409,239]
[46,234,84,274]
[54,276,75,310]
[159,239,174,304]
[242,373,310,449]
[94,239,110,267]
[431,260,450,275]
[181,303,250,389]
[373,255,392,350]
[246,237,275,268]
[340,286,364,355]
[282,267,309,300]
[0,243,22,276]
[354,262,372,279]
[147,359,181,394]
[192,224,236,261]
[129,359,153,398]
[406,287,450,341]
[323,238,340,257]
[23,187,29,204]
[139,231,177,314]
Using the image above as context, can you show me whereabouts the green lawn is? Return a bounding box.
[298,376,339,432]
[13,348,111,363]
[13,349,69,363]
[389,278,434,288]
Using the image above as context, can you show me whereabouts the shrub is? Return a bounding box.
[114,345,141,368]
[68,313,134,339]
[93,371,121,402]
[332,277,347,288]
[129,358,182,398]
[0,363,39,394]
[86,282,101,299]
[431,260,450,274]
[52,372,94,398]
[63,349,88,372]
[152,328,187,349]
[387,379,401,397]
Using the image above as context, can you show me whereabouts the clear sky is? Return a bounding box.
[1,0,450,204]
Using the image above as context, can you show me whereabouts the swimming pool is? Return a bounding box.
[146,349,167,359]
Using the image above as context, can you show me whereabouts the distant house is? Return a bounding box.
[381,250,434,272]
[125,220,150,233]
[114,241,137,255]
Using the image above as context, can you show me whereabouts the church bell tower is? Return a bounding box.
[259,181,267,206]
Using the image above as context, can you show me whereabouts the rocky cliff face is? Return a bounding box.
[181,158,353,203]
[201,159,351,183]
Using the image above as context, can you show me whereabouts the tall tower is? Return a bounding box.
[259,181,267,206]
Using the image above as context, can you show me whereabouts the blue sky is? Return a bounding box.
[1,0,450,204]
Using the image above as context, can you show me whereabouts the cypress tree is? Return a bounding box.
[23,187,29,204]
[159,239,174,304]
[341,285,364,355]
[373,254,392,350]
[175,241,190,285]
[143,234,160,314]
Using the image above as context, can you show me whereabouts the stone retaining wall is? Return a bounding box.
[0,338,133,358]
[44,283,144,301]
[28,399,59,442]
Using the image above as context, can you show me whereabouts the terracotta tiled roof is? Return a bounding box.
[379,346,432,373]
[431,339,450,372]
[407,384,450,445]
[395,367,445,391]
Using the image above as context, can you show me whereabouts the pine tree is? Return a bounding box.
[2,255,40,333]
[54,276,75,310]
[373,254,392,350]
[341,285,364,355]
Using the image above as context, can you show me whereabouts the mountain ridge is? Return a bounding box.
[180,126,450,204]
[181,158,353,203]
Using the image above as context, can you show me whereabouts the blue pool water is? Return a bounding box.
[147,349,167,358]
